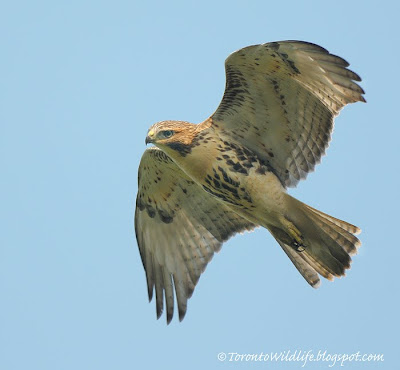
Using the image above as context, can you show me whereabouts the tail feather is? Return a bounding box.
[278,240,321,287]
[303,203,361,235]
[299,250,335,281]
[305,206,361,256]
[270,195,361,287]
[269,225,336,284]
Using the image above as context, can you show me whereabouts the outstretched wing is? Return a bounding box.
[135,148,255,323]
[210,41,365,187]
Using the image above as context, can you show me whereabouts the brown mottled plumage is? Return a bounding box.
[135,40,365,323]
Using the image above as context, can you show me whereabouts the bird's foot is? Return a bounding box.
[278,215,305,252]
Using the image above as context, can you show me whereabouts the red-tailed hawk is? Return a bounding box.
[135,41,365,323]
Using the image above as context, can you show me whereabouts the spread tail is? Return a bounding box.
[269,195,361,288]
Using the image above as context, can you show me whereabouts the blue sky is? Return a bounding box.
[1,1,398,369]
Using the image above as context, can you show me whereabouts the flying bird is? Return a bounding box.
[135,40,365,323]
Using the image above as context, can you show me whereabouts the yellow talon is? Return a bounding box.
[279,215,303,247]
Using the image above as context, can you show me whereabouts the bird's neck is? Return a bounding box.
[162,126,219,181]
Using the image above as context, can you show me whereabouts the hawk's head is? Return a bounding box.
[145,120,198,157]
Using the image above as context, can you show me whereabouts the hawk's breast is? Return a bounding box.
[191,135,275,208]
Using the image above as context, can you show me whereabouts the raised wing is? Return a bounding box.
[210,41,365,187]
[135,148,255,323]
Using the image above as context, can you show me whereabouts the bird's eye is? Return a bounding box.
[161,130,174,138]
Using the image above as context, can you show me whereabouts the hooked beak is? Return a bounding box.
[145,129,155,145]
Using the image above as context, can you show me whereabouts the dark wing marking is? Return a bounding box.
[210,40,365,187]
[135,147,255,323]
